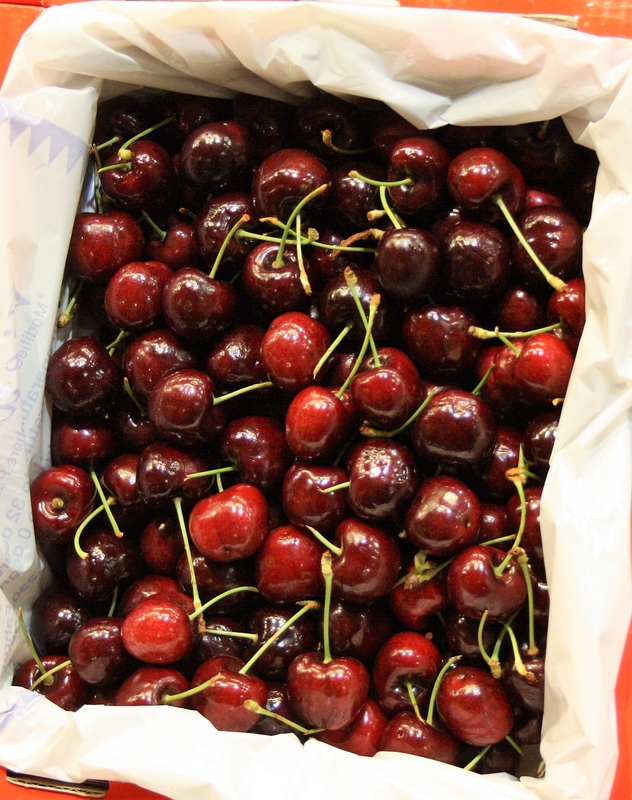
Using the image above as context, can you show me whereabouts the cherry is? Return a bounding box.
[379,711,461,765]
[136,442,213,505]
[143,214,200,271]
[387,136,451,213]
[220,415,293,494]
[13,655,89,711]
[372,630,442,716]
[121,595,195,665]
[188,654,267,732]
[297,95,367,162]
[255,525,325,604]
[374,227,440,304]
[51,415,118,468]
[282,462,349,535]
[162,267,239,342]
[512,332,574,406]
[506,486,545,578]
[261,311,332,393]
[30,464,95,546]
[444,609,499,666]
[207,324,267,387]
[523,409,560,477]
[29,585,92,656]
[147,368,221,443]
[117,574,193,617]
[179,121,252,193]
[100,139,177,215]
[176,549,256,613]
[319,268,392,347]
[345,439,419,524]
[115,666,190,707]
[404,475,481,557]
[45,336,121,418]
[67,211,144,284]
[436,664,514,746]
[285,385,356,462]
[194,192,259,274]
[104,260,173,331]
[242,242,311,320]
[121,328,198,403]
[325,599,396,663]
[252,148,330,222]
[250,683,299,736]
[443,220,511,304]
[329,161,383,230]
[389,571,449,632]
[101,452,143,510]
[188,483,269,562]
[232,93,296,162]
[412,388,497,470]
[496,285,546,333]
[446,544,527,621]
[68,617,133,686]
[317,698,388,757]
[500,117,578,186]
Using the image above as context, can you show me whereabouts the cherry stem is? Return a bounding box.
[294,212,313,296]
[345,267,381,366]
[406,679,424,724]
[497,330,520,356]
[505,735,524,756]
[502,621,531,679]
[426,655,461,728]
[489,607,520,677]
[480,534,517,547]
[274,184,328,267]
[106,329,130,355]
[348,170,412,189]
[190,586,259,622]
[120,379,145,418]
[57,281,83,328]
[494,195,568,292]
[243,700,324,735]
[321,129,370,156]
[205,629,258,642]
[321,551,334,664]
[313,323,354,379]
[472,359,495,397]
[73,502,108,560]
[393,553,454,588]
[184,465,237,482]
[216,472,224,493]
[379,184,402,230]
[31,659,73,692]
[94,135,121,151]
[213,380,274,406]
[469,322,562,341]
[337,294,380,397]
[209,214,250,280]
[537,119,550,140]
[305,526,343,557]
[477,610,500,676]
[90,469,122,538]
[239,600,319,675]
[94,160,104,214]
[107,586,118,618]
[116,115,176,161]
[463,744,491,771]
[17,607,52,685]
[360,388,439,438]
[319,481,351,496]
[173,496,204,631]
[141,210,167,241]
[516,549,539,655]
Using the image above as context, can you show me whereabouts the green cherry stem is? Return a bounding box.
[116,115,176,162]
[360,388,439,439]
[318,481,351,496]
[123,377,146,415]
[295,212,313,296]
[141,210,167,241]
[57,281,83,328]
[516,548,539,655]
[184,465,237,482]
[273,184,329,268]
[106,329,130,355]
[212,381,274,406]
[321,551,335,664]
[505,735,524,756]
[107,586,119,618]
[74,502,108,559]
[469,322,562,341]
[17,607,53,686]
[426,655,462,728]
[345,267,381,366]
[406,679,424,723]
[379,184,402,230]
[348,170,412,189]
[31,659,73,692]
[321,129,370,156]
[239,600,319,675]
[189,586,259,622]
[337,293,380,397]
[305,526,343,558]
[209,214,250,280]
[494,195,567,292]
[90,469,122,538]
[503,622,534,680]
[243,700,324,735]
[477,610,500,676]
[173,496,204,631]
[313,323,354,379]
[472,359,495,397]
[463,744,492,771]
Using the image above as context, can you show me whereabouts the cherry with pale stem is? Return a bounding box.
[516,548,540,656]
[492,448,530,578]
[162,600,319,706]
[97,116,176,175]
[410,654,462,729]
[501,620,538,684]
[106,329,131,356]
[359,387,439,439]
[469,322,562,343]
[312,322,355,380]
[173,495,204,631]
[494,195,568,293]
[243,698,324,736]
[188,585,260,625]
[477,607,521,679]
[57,280,83,328]
[271,184,329,270]
[392,549,454,589]
[345,266,381,366]
[347,170,410,229]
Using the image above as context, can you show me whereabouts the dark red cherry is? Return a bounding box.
[143,216,200,272]
[496,285,547,333]
[68,617,132,686]
[51,415,118,469]
[232,93,296,162]
[162,267,239,342]
[13,655,89,711]
[443,220,511,304]
[139,513,184,575]
[405,475,481,557]
[100,140,177,215]
[179,121,252,193]
[207,324,267,387]
[46,336,121,418]
[221,415,294,494]
[326,599,396,664]
[255,525,325,605]
[67,211,144,285]
[329,161,383,230]
[500,117,579,186]
[252,148,329,222]
[104,260,173,331]
[379,711,461,765]
[387,136,451,213]
[374,228,440,304]
[30,464,95,546]
[282,462,349,535]
[115,666,190,708]
[136,442,213,505]
[389,571,449,632]
[261,311,332,393]
[29,585,92,656]
[523,409,560,477]
[285,385,356,462]
[317,698,388,757]
[193,192,259,274]
[319,269,393,347]
[297,95,368,162]
[121,328,198,404]
[512,332,574,406]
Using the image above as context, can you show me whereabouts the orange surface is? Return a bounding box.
[0,1,632,799]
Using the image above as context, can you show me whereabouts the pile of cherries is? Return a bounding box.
[17,87,597,778]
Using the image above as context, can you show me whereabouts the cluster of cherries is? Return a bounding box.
[16,88,597,778]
